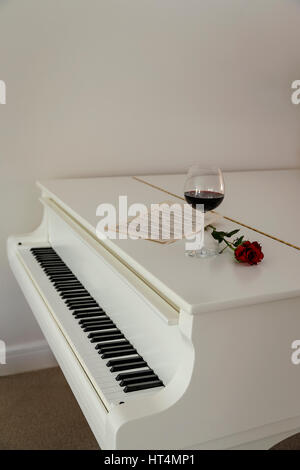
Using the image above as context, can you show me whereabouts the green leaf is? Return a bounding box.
[224,229,240,238]
[211,230,227,242]
[233,235,244,247]
[211,227,241,245]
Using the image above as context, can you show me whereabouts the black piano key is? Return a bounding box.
[33,251,59,255]
[43,267,70,271]
[64,297,93,303]
[43,265,67,270]
[41,266,69,275]
[33,249,58,253]
[83,324,116,333]
[95,341,130,351]
[68,305,99,311]
[37,252,61,255]
[48,275,76,280]
[80,322,113,330]
[101,344,133,352]
[37,261,62,264]
[78,317,109,325]
[59,286,86,292]
[61,292,90,299]
[32,254,55,258]
[66,300,97,307]
[58,290,87,297]
[48,272,74,277]
[54,281,83,287]
[115,369,154,381]
[50,278,77,283]
[53,278,81,284]
[119,374,158,387]
[43,264,69,269]
[79,317,114,328]
[124,381,163,393]
[37,258,66,268]
[106,357,144,367]
[55,286,84,292]
[38,259,61,263]
[72,309,105,316]
[45,272,72,277]
[39,258,66,267]
[31,248,54,252]
[90,333,124,343]
[110,361,147,372]
[37,259,62,263]
[101,349,137,359]
[88,330,121,339]
[68,304,99,311]
[41,264,66,268]
[32,246,55,249]
[44,268,72,274]
[43,265,70,270]
[66,298,96,304]
[47,269,72,274]
[74,312,106,319]
[79,317,109,325]
[40,259,60,262]
[46,271,73,276]
[34,254,56,257]
[54,284,82,290]
[36,253,57,256]
[37,253,58,257]
[71,306,101,312]
[66,302,96,308]
[35,251,60,255]
[32,248,56,252]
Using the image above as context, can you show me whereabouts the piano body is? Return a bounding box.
[7,171,300,449]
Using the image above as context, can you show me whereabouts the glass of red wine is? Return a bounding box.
[184,165,224,257]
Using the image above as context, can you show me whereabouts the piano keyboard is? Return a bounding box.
[29,246,164,406]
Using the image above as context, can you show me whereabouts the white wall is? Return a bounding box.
[0,0,300,372]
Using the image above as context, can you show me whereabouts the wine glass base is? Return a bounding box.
[185,247,219,258]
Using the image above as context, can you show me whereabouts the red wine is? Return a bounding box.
[184,190,224,212]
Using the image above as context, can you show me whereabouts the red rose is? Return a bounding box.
[234,241,264,265]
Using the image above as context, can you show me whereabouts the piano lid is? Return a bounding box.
[37,175,300,315]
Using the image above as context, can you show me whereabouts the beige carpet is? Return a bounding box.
[1,367,300,450]
[0,367,99,450]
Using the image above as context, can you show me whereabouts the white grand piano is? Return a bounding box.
[7,169,300,449]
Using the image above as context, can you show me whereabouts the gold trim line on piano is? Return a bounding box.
[15,250,109,412]
[132,176,300,252]
[44,197,180,315]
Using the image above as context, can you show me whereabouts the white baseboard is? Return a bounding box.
[0,339,57,376]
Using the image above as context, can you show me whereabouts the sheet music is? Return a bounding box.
[112,200,219,244]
